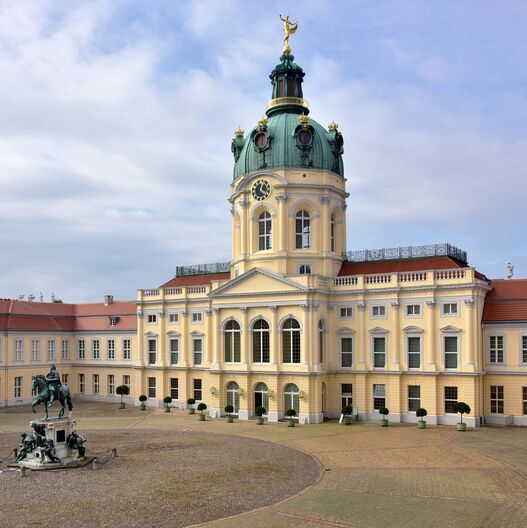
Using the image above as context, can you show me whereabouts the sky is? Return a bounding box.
[0,0,526,302]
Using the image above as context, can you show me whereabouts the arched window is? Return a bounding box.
[224,320,241,363]
[282,318,301,363]
[284,383,300,415]
[330,214,336,252]
[254,382,269,414]
[252,319,270,363]
[295,210,310,249]
[318,320,325,364]
[258,212,272,250]
[226,381,240,413]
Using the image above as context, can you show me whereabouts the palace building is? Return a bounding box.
[1,32,526,427]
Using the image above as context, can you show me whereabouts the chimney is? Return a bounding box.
[104,295,114,306]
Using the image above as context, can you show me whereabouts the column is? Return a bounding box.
[357,302,367,370]
[464,298,475,370]
[390,301,400,370]
[180,309,189,367]
[205,309,212,366]
[276,193,288,252]
[240,306,249,368]
[211,307,220,369]
[425,300,436,370]
[302,304,311,368]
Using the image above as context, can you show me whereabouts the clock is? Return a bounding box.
[251,179,271,201]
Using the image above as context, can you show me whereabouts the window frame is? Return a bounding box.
[169,337,179,365]
[442,302,460,317]
[258,211,272,251]
[371,305,387,319]
[521,335,527,364]
[490,385,504,414]
[107,338,115,360]
[147,314,157,324]
[405,304,422,318]
[170,378,179,400]
[282,318,301,364]
[108,374,115,395]
[443,334,459,370]
[47,339,55,360]
[372,335,387,369]
[148,377,156,398]
[295,210,311,249]
[252,319,270,363]
[488,335,505,364]
[193,379,202,401]
[408,385,421,412]
[78,373,85,394]
[14,376,22,398]
[339,307,353,319]
[122,338,131,360]
[14,339,23,361]
[298,264,312,275]
[77,339,85,360]
[373,384,386,410]
[31,339,40,361]
[168,312,180,324]
[407,335,422,370]
[61,339,69,360]
[341,384,353,409]
[444,386,458,414]
[93,374,100,395]
[340,336,353,368]
[147,339,157,365]
[192,338,203,365]
[192,312,203,324]
[224,320,241,363]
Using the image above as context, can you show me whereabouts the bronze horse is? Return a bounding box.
[32,375,73,420]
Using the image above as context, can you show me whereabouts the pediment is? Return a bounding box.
[210,267,308,298]
[440,325,462,333]
[166,331,181,337]
[144,331,158,337]
[369,326,389,334]
[403,326,424,334]
[337,327,355,335]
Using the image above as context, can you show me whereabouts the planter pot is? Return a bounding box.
[381,418,389,427]
[118,403,125,409]
[344,416,352,425]
[164,406,170,413]
[456,422,467,431]
[256,417,264,425]
[139,404,146,411]
[189,408,195,415]
[199,414,206,421]
[287,419,295,427]
[226,415,234,423]
[418,420,426,429]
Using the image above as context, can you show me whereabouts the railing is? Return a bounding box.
[187,286,207,294]
[334,276,358,286]
[165,288,182,295]
[435,269,466,280]
[175,262,230,276]
[364,274,391,284]
[142,289,160,296]
[399,272,427,282]
[345,243,467,264]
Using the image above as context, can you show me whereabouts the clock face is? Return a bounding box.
[251,179,271,201]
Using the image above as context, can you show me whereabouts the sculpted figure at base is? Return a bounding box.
[32,364,73,420]
[14,433,36,463]
[66,431,86,459]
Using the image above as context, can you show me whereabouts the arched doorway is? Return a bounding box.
[226,381,240,414]
[283,383,300,415]
[254,382,269,414]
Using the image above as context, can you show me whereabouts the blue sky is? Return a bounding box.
[0,0,525,302]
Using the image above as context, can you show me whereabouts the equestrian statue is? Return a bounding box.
[32,364,73,420]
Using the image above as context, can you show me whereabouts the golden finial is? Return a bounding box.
[234,127,244,137]
[280,14,298,55]
[257,117,268,130]
[328,120,339,131]
[298,114,309,128]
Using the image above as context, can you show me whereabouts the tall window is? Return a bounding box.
[170,378,178,399]
[408,385,421,411]
[193,379,202,401]
[47,340,55,360]
[123,375,130,390]
[407,337,421,369]
[373,337,386,368]
[252,319,270,363]
[92,339,100,360]
[93,374,100,395]
[318,320,325,363]
[444,336,458,369]
[148,377,156,398]
[107,339,115,360]
[523,387,527,415]
[284,383,300,414]
[224,321,241,363]
[108,375,115,395]
[489,336,504,363]
[61,340,69,360]
[490,386,504,414]
[341,384,353,408]
[14,339,23,361]
[193,339,203,365]
[444,386,458,413]
[78,339,85,360]
[258,211,272,250]
[123,339,131,360]
[148,339,157,365]
[254,382,269,413]
[340,337,353,368]
[31,339,40,361]
[282,318,301,363]
[14,377,22,398]
[62,374,69,386]
[295,210,310,249]
[330,214,336,252]
[523,337,527,364]
[373,384,386,410]
[170,338,179,365]
[226,381,240,413]
[78,374,85,393]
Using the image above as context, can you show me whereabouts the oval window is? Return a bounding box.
[298,129,312,147]
[255,132,268,150]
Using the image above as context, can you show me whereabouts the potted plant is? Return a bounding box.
[116,385,129,409]
[453,402,471,431]
[187,398,196,414]
[286,408,297,427]
[197,402,207,421]
[255,406,266,425]
[342,405,354,425]
[163,396,172,412]
[379,407,389,426]
[416,408,427,429]
[225,405,234,423]
[139,394,147,411]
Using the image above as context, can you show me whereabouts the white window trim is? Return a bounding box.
[339,334,354,369]
[406,333,423,370]
[168,312,181,325]
[520,334,527,365]
[441,301,460,318]
[338,306,354,320]
[192,336,204,365]
[488,333,505,365]
[146,313,158,325]
[107,338,116,360]
[191,312,203,324]
[122,338,132,360]
[404,303,423,319]
[442,333,461,371]
[298,263,313,275]
[168,336,179,365]
[371,305,387,320]
[370,329,388,370]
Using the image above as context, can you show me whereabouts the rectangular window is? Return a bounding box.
[108,374,115,395]
[79,374,85,393]
[408,385,421,412]
[373,384,386,410]
[170,378,179,400]
[107,339,115,360]
[62,373,69,386]
[523,387,527,415]
[299,264,312,275]
[47,340,55,360]
[407,337,421,369]
[193,379,202,401]
[444,386,458,413]
[523,337,527,364]
[341,384,353,409]
[61,340,69,360]
[490,386,504,414]
[444,336,458,369]
[147,314,157,324]
[193,339,203,365]
[14,376,22,398]
[14,339,23,361]
[169,313,179,324]
[92,339,100,360]
[406,304,421,316]
[442,303,458,316]
[123,339,131,360]
[31,339,40,361]
[148,377,156,398]
[123,375,130,390]
[192,312,203,324]
[340,337,353,368]
[170,338,179,365]
[489,336,504,363]
[372,305,386,318]
[373,337,386,368]
[78,339,85,360]
[93,374,100,395]
[148,339,157,365]
[340,307,353,319]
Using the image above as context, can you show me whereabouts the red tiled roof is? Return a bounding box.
[338,256,466,276]
[483,279,527,322]
[160,272,231,288]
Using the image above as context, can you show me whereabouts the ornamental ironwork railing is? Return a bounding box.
[344,243,467,264]
[175,262,230,277]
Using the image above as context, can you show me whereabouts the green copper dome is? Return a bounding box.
[231,53,344,180]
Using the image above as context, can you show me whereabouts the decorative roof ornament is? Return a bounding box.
[328,120,339,131]
[234,127,244,138]
[298,114,309,128]
[280,14,298,55]
[507,262,514,279]
[257,117,268,131]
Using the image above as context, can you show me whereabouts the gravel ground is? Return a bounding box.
[0,428,319,528]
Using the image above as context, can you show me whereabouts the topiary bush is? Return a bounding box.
[255,406,266,417]
[342,405,354,416]
[116,385,129,408]
[224,405,234,415]
[453,402,471,423]
[416,408,427,419]
[197,402,207,413]
[138,394,147,410]
[187,397,196,414]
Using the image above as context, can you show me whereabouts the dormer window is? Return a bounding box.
[108,316,119,327]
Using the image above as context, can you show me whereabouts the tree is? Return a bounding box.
[453,402,471,424]
[163,396,172,412]
[116,385,129,408]
[197,402,207,421]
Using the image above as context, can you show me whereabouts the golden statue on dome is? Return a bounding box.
[280,14,298,55]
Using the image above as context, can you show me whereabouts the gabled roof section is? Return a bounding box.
[483,279,527,323]
[160,272,231,288]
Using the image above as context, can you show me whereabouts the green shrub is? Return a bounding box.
[453,402,471,423]
[416,408,427,419]
[285,408,297,418]
[224,405,234,415]
[379,407,389,417]
[197,402,207,413]
[342,405,354,416]
[187,398,195,406]
[255,406,266,417]
[163,396,172,404]
[138,394,147,402]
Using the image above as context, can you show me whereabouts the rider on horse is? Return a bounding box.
[46,364,61,404]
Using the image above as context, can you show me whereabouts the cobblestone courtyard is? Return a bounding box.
[1,402,527,527]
